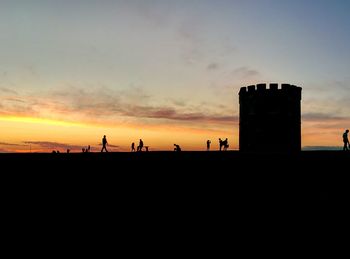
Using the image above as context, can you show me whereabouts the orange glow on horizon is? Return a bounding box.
[0,114,237,153]
[0,115,90,128]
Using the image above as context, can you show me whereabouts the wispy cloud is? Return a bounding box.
[0,86,236,126]
[207,62,220,71]
[0,87,18,95]
[170,99,186,107]
[23,141,82,150]
[232,67,260,79]
[122,105,236,123]
[3,97,26,103]
[308,79,350,93]
[0,142,27,146]
[302,112,349,122]
[121,0,172,29]
[0,142,29,153]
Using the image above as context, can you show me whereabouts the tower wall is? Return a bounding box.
[239,83,302,153]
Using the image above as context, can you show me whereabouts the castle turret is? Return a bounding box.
[239,83,302,153]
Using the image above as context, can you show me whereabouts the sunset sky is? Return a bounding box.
[0,0,349,152]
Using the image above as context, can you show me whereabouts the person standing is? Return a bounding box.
[219,138,223,151]
[223,138,229,151]
[131,142,135,152]
[343,129,349,151]
[101,135,108,152]
[206,140,211,151]
[137,139,144,152]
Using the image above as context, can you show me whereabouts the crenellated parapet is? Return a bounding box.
[239,83,302,101]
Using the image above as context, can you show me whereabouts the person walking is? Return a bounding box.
[101,135,108,152]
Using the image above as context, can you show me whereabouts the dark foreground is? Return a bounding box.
[1,151,348,204]
[2,151,349,240]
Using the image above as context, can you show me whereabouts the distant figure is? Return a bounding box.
[137,139,144,152]
[219,138,229,151]
[219,138,223,151]
[206,140,211,151]
[67,149,70,153]
[82,148,85,153]
[87,145,91,153]
[174,144,181,152]
[131,142,135,152]
[101,135,108,152]
[223,138,229,151]
[343,129,349,151]
[145,146,149,152]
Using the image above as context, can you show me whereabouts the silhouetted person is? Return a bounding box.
[87,145,91,153]
[137,139,144,152]
[219,138,228,151]
[223,138,229,151]
[82,148,85,153]
[343,129,349,151]
[206,140,211,151]
[101,135,108,152]
[174,144,181,152]
[145,146,149,152]
[219,138,223,151]
[67,149,70,153]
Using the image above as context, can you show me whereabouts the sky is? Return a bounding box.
[0,0,349,152]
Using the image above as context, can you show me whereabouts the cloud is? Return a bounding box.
[3,97,26,103]
[333,80,350,91]
[207,63,220,71]
[122,105,236,123]
[121,0,172,28]
[302,113,349,122]
[0,87,18,95]
[308,79,350,93]
[0,142,26,146]
[23,141,82,150]
[232,67,260,79]
[0,86,237,127]
[170,99,186,107]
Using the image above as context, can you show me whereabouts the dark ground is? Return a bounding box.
[1,151,348,203]
[1,151,348,237]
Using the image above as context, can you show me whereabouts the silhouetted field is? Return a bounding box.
[2,150,348,233]
[1,151,348,203]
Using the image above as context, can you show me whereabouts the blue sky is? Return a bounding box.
[0,0,349,151]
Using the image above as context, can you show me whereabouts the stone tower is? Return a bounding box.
[239,83,302,153]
